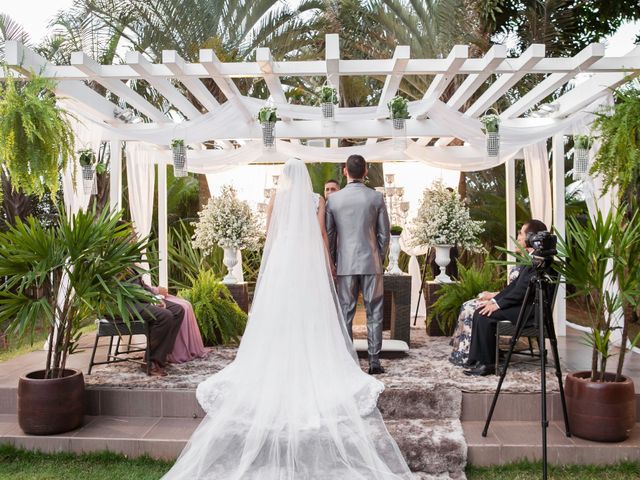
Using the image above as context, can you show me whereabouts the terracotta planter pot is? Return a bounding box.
[565,370,636,442]
[18,369,85,435]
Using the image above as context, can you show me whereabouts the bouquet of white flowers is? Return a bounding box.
[193,185,261,252]
[410,179,484,251]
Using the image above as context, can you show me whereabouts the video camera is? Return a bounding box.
[526,230,557,265]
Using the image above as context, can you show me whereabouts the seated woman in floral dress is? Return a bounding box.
[148,285,208,363]
[448,222,534,366]
[448,266,522,366]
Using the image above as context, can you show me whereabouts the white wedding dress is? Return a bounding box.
[162,158,413,479]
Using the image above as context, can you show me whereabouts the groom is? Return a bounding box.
[326,155,390,374]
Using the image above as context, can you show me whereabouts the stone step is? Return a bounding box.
[0,385,463,420]
[0,414,466,476]
[386,419,467,477]
[463,420,640,466]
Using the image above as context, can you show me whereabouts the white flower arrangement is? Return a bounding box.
[192,185,261,252]
[410,179,485,251]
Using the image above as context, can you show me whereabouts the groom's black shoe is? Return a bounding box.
[463,364,495,376]
[368,365,385,375]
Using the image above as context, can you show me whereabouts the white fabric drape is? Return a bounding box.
[62,115,104,215]
[399,233,429,319]
[523,142,553,227]
[581,137,624,344]
[73,95,609,173]
[125,142,156,284]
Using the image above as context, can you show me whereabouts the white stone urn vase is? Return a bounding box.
[434,244,454,283]
[386,235,403,275]
[222,247,239,284]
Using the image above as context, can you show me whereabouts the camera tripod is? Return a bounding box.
[482,265,571,479]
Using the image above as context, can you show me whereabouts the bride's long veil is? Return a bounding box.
[162,158,412,479]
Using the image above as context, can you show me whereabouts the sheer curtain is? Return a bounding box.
[523,142,552,227]
[125,142,156,284]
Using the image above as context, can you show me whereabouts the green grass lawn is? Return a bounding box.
[2,445,640,480]
[0,445,172,480]
[467,461,640,479]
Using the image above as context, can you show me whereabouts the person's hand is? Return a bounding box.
[478,301,499,316]
[158,286,169,296]
[477,291,496,301]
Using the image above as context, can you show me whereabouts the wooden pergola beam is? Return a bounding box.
[126,51,201,120]
[71,51,170,123]
[502,43,605,119]
[199,48,253,122]
[4,40,121,124]
[256,47,291,121]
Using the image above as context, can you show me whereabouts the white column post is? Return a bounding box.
[552,134,566,336]
[109,140,122,211]
[157,160,169,288]
[505,156,517,255]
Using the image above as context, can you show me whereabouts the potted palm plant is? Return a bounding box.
[78,148,97,195]
[0,208,154,435]
[0,70,74,198]
[257,106,278,150]
[480,111,500,157]
[171,139,187,177]
[556,207,640,441]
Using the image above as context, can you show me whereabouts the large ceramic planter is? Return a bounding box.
[18,369,85,435]
[565,370,636,442]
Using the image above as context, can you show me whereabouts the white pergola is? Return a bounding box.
[4,35,640,335]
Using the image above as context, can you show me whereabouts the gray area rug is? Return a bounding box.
[85,325,559,394]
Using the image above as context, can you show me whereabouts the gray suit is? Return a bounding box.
[326,181,390,367]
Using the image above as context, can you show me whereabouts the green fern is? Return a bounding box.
[0,70,75,198]
[428,259,503,333]
[590,83,640,201]
[179,270,247,346]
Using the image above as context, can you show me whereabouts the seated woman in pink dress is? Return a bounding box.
[149,286,208,363]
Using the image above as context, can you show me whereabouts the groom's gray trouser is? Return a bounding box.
[337,274,384,367]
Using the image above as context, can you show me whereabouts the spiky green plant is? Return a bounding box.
[428,259,503,333]
[0,208,154,379]
[179,270,247,346]
[0,71,75,198]
[556,206,640,382]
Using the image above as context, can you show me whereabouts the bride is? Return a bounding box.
[162,158,412,479]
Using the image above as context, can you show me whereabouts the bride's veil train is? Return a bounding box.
[162,158,413,479]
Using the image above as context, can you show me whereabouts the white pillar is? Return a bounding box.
[157,161,169,288]
[552,134,566,336]
[109,140,122,211]
[505,156,517,255]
